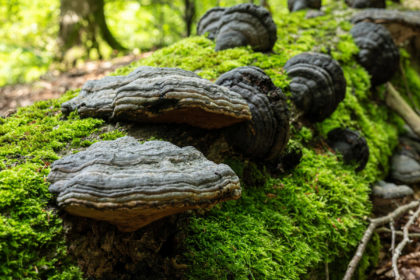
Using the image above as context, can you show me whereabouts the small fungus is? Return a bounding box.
[350,21,400,86]
[215,66,290,160]
[327,128,369,172]
[214,3,277,52]
[48,136,242,232]
[283,52,346,122]
[372,181,413,199]
[62,66,251,129]
[391,148,420,184]
[196,7,226,40]
[288,0,321,12]
[345,0,385,9]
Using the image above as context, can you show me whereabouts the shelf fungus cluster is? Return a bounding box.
[287,0,321,12]
[216,66,290,160]
[48,136,241,232]
[284,52,346,122]
[62,66,251,129]
[327,128,369,172]
[197,3,277,52]
[350,21,400,86]
[345,0,385,9]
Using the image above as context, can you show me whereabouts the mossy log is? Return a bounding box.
[1,0,419,279]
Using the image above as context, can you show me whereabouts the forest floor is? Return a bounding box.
[0,52,152,117]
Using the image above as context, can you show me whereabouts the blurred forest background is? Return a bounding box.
[0,0,270,87]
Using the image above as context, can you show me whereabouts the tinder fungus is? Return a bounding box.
[196,7,226,39]
[214,4,277,52]
[284,52,346,122]
[327,128,369,171]
[345,0,385,9]
[288,0,321,12]
[215,66,290,160]
[62,66,251,129]
[351,9,420,44]
[48,136,242,232]
[350,22,400,86]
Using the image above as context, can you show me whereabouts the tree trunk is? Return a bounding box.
[184,0,196,37]
[58,0,126,63]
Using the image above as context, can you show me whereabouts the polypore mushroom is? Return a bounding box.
[215,66,290,160]
[214,3,277,52]
[327,128,369,171]
[288,0,321,12]
[196,7,226,40]
[48,136,241,232]
[351,9,420,45]
[62,66,251,129]
[283,52,346,122]
[345,0,385,9]
[391,147,420,184]
[350,22,400,86]
[372,180,414,215]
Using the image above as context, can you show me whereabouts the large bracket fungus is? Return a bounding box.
[350,21,400,86]
[48,136,241,232]
[283,52,346,122]
[345,0,385,9]
[196,7,226,40]
[62,66,251,129]
[215,66,290,161]
[288,0,321,12]
[327,128,369,172]
[351,9,420,44]
[214,4,277,52]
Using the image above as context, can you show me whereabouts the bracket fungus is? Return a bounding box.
[214,4,277,52]
[288,0,321,12]
[48,136,241,232]
[283,52,346,122]
[196,7,226,40]
[350,21,400,86]
[327,128,369,172]
[351,9,420,45]
[62,66,251,129]
[215,66,290,160]
[345,0,385,9]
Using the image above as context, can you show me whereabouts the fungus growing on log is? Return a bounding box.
[48,136,241,232]
[345,0,385,9]
[350,22,400,86]
[215,66,290,160]
[391,148,420,184]
[61,66,251,129]
[196,7,226,40]
[351,9,420,44]
[214,4,277,52]
[283,52,346,122]
[327,128,369,171]
[288,0,321,12]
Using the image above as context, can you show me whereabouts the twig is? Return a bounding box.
[385,83,420,138]
[392,204,420,279]
[343,200,420,280]
[376,227,420,238]
[390,220,396,256]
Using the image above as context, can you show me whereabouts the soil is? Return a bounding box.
[0,53,152,117]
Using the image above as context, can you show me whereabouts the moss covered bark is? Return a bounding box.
[0,0,414,279]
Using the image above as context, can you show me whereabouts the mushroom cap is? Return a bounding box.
[327,128,369,172]
[48,136,241,232]
[350,21,400,86]
[284,52,346,122]
[196,7,226,40]
[288,0,322,12]
[215,66,290,160]
[391,148,420,184]
[351,9,420,44]
[215,3,277,52]
[62,66,252,129]
[345,0,385,9]
[372,181,413,199]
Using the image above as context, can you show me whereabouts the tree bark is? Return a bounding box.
[184,0,196,37]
